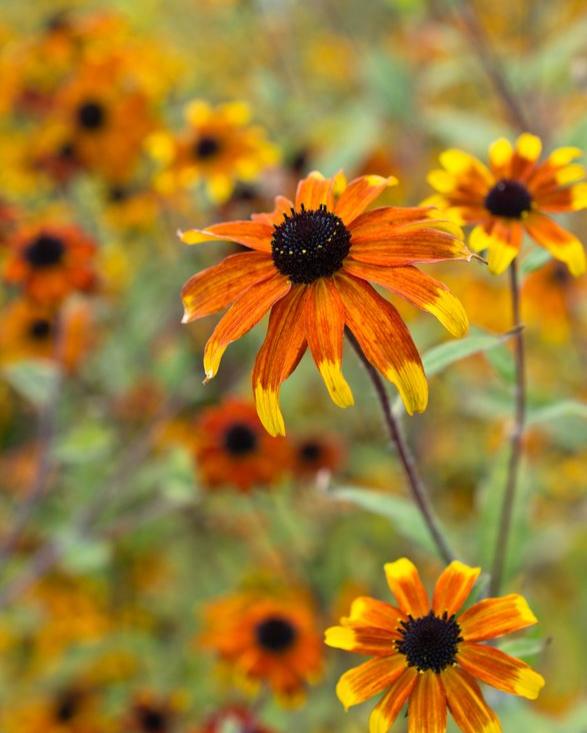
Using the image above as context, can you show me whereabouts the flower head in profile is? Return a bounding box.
[426,133,587,275]
[180,171,470,435]
[150,100,279,203]
[325,558,545,733]
[200,587,323,703]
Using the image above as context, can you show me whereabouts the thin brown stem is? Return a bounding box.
[347,332,454,564]
[489,260,526,595]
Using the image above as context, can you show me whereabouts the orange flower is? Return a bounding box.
[325,558,545,733]
[180,171,470,435]
[151,100,279,203]
[194,398,290,492]
[125,691,182,733]
[426,133,587,275]
[292,434,344,478]
[3,223,97,304]
[200,588,323,701]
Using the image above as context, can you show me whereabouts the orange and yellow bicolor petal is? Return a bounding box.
[179,220,273,252]
[181,252,275,323]
[459,594,538,642]
[341,596,405,632]
[524,213,586,276]
[384,558,429,617]
[470,220,523,275]
[343,260,469,338]
[432,561,481,617]
[458,642,545,700]
[252,286,308,436]
[441,666,501,733]
[324,625,398,657]
[369,667,418,733]
[408,670,447,733]
[336,655,407,711]
[337,275,428,415]
[335,175,398,226]
[305,278,354,408]
[295,170,333,210]
[203,274,290,381]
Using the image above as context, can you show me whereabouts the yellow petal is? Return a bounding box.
[254,385,285,437]
[489,137,513,169]
[515,133,542,162]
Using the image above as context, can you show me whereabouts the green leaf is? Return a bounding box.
[499,637,545,661]
[331,487,437,554]
[520,247,551,276]
[527,400,587,426]
[2,359,61,407]
[56,421,114,464]
[422,331,512,378]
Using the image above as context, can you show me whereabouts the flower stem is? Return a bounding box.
[489,260,526,595]
[347,331,454,565]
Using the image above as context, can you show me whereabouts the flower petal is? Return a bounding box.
[384,558,429,617]
[458,642,545,700]
[335,175,397,226]
[336,274,428,415]
[252,285,308,436]
[486,220,523,275]
[344,261,469,338]
[305,278,354,408]
[349,206,435,237]
[369,668,418,733]
[442,666,501,733]
[432,561,481,617]
[524,213,586,276]
[488,138,513,175]
[342,596,406,631]
[350,226,470,266]
[408,670,447,733]
[203,273,290,381]
[295,171,333,210]
[181,252,275,323]
[336,655,407,710]
[324,626,398,656]
[179,220,273,252]
[459,594,538,642]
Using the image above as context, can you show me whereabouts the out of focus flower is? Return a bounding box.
[200,587,323,702]
[198,705,274,733]
[292,434,344,479]
[426,133,587,274]
[193,398,290,492]
[125,691,183,733]
[180,170,470,435]
[3,222,97,304]
[0,686,105,733]
[326,558,544,733]
[150,100,279,203]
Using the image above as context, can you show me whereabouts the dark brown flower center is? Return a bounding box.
[299,440,322,463]
[136,705,168,732]
[54,690,81,722]
[255,615,297,653]
[28,318,52,340]
[24,234,65,268]
[223,422,258,456]
[271,204,351,283]
[484,179,532,219]
[77,100,107,131]
[396,611,462,673]
[193,135,221,159]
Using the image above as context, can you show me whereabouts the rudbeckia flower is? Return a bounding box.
[200,589,323,702]
[293,434,344,479]
[193,398,291,491]
[426,133,587,275]
[3,223,97,304]
[180,171,470,435]
[150,100,279,203]
[325,558,545,733]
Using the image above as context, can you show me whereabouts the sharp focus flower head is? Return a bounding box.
[180,171,471,435]
[426,133,587,275]
[325,557,545,733]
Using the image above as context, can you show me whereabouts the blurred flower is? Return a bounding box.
[180,170,470,435]
[292,434,344,479]
[150,100,279,203]
[200,587,323,702]
[325,558,545,733]
[198,705,274,733]
[426,133,587,275]
[3,222,97,304]
[194,398,291,492]
[124,691,183,733]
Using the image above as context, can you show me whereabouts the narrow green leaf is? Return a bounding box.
[2,359,61,407]
[527,400,587,425]
[499,637,545,661]
[423,330,512,378]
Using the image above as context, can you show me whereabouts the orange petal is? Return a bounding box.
[305,278,354,408]
[335,175,397,226]
[524,213,586,276]
[252,286,308,436]
[432,561,481,617]
[203,273,290,381]
[441,666,501,733]
[344,261,469,338]
[179,220,273,252]
[336,655,407,711]
[341,596,406,632]
[459,594,538,642]
[324,625,398,656]
[486,220,523,275]
[384,558,429,617]
[408,670,447,733]
[369,667,418,733]
[350,227,470,266]
[337,274,428,415]
[458,642,545,700]
[295,171,333,210]
[349,206,435,236]
[181,252,276,323]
